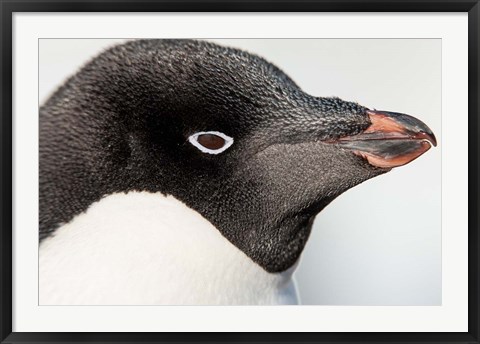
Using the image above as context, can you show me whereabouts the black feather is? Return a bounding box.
[40,39,385,272]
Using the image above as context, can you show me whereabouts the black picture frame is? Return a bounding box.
[1,1,479,343]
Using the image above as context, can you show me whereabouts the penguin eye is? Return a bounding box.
[188,131,234,154]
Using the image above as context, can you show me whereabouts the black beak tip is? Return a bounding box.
[331,109,437,169]
[369,110,437,148]
[419,130,437,147]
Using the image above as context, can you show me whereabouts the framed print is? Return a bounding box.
[1,1,479,343]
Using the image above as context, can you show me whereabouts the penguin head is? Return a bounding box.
[40,39,436,272]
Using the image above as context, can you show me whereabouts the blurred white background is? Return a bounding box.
[39,39,441,305]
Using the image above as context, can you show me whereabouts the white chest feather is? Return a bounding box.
[39,192,299,305]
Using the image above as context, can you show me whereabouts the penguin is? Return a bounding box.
[39,39,436,305]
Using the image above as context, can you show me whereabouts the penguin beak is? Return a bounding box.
[330,110,437,168]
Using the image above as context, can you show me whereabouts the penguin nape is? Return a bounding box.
[39,39,437,305]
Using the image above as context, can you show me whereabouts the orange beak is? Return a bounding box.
[331,110,437,169]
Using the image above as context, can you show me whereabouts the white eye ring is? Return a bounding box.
[188,131,234,155]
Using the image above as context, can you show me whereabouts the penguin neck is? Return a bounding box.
[39,191,299,305]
